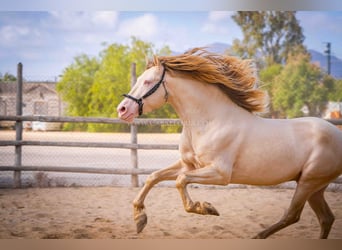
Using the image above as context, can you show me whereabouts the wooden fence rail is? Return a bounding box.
[0,115,182,125]
[0,115,181,188]
[0,140,178,150]
[0,166,159,175]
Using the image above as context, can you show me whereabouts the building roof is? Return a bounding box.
[0,82,57,95]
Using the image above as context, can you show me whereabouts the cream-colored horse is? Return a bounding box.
[117,48,342,238]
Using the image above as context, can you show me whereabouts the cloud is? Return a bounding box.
[116,13,159,40]
[0,25,29,44]
[201,11,241,39]
[91,11,118,28]
[201,11,235,35]
[0,24,44,48]
[47,11,118,31]
[201,23,229,35]
[208,11,233,22]
[41,11,120,57]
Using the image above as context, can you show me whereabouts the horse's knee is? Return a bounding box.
[145,172,158,186]
[176,174,187,189]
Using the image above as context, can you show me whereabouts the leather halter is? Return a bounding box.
[123,66,168,116]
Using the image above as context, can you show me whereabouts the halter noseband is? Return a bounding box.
[123,66,168,116]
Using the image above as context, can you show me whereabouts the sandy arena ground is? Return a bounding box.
[1,131,342,238]
[0,186,341,239]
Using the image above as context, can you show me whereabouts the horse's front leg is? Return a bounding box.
[175,164,231,216]
[133,160,184,233]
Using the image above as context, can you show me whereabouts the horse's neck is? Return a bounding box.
[167,76,254,126]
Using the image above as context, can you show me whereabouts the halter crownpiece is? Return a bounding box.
[123,66,168,116]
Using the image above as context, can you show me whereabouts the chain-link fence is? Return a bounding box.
[0,129,180,188]
[0,66,181,188]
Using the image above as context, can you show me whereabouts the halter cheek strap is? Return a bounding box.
[122,67,168,116]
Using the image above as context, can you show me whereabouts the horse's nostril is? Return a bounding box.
[119,106,127,114]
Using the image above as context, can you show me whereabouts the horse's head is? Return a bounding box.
[117,65,168,123]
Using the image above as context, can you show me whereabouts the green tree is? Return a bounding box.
[57,37,175,132]
[89,44,130,118]
[56,54,100,130]
[328,78,342,102]
[57,54,99,117]
[0,72,17,82]
[272,54,330,118]
[231,11,306,68]
[259,63,283,117]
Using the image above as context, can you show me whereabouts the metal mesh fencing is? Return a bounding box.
[0,79,181,188]
[0,129,181,188]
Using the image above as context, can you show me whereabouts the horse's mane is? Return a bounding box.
[148,48,268,113]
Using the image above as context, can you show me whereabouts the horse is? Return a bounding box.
[117,48,342,239]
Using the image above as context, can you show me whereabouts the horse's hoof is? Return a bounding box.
[135,212,147,233]
[203,202,220,216]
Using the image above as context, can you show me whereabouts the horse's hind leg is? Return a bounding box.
[253,184,308,239]
[308,186,335,239]
[253,178,329,239]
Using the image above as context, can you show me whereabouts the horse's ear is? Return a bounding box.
[144,55,149,67]
[145,55,160,69]
[153,55,159,66]
[145,58,153,69]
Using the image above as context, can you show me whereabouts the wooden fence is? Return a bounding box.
[0,115,181,188]
[0,63,182,188]
[0,63,342,188]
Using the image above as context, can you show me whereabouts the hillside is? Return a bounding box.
[309,49,342,79]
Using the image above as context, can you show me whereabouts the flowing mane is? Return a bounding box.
[148,48,268,113]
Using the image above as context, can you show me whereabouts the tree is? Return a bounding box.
[328,78,342,103]
[56,54,100,130]
[259,63,283,117]
[0,72,17,82]
[57,37,175,132]
[272,54,331,118]
[57,54,100,117]
[231,11,306,68]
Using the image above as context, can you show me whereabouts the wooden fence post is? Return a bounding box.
[130,63,139,187]
[14,63,23,188]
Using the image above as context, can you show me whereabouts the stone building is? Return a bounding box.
[0,82,64,130]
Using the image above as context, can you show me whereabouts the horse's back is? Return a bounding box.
[300,117,342,152]
[231,117,342,185]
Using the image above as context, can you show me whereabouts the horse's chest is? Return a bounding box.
[179,128,226,168]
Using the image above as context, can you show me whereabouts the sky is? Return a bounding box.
[0,11,342,81]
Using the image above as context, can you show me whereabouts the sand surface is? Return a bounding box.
[0,186,341,239]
